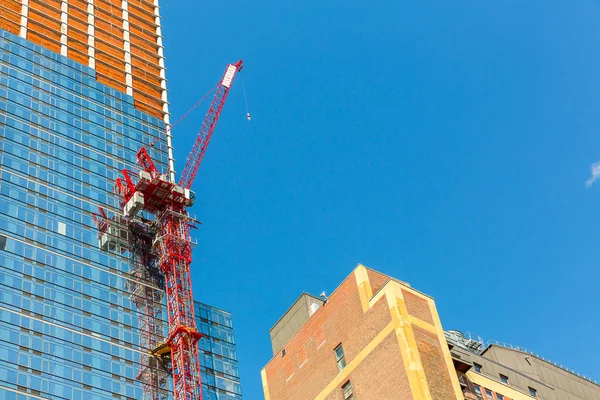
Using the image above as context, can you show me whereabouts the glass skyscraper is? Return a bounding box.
[195,302,242,400]
[0,4,242,400]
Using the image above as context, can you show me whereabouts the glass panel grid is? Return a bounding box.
[0,28,242,400]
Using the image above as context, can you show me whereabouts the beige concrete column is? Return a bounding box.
[19,0,29,39]
[122,0,133,96]
[86,0,95,69]
[60,0,68,57]
[153,0,174,182]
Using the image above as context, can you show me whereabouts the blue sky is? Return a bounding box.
[161,1,600,397]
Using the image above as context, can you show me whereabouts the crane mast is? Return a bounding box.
[112,61,243,400]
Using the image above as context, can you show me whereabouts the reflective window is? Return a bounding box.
[0,27,195,400]
[342,380,353,400]
[334,344,346,372]
[473,384,483,400]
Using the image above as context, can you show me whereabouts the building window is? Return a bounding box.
[342,380,354,400]
[0,235,6,250]
[485,389,494,400]
[529,387,537,398]
[334,344,346,372]
[474,363,482,373]
[500,374,509,384]
[473,384,483,400]
[57,221,66,235]
[497,394,504,400]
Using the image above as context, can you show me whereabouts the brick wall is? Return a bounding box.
[366,268,389,294]
[402,288,434,325]
[413,326,455,400]
[351,332,413,399]
[263,273,393,400]
[263,267,461,400]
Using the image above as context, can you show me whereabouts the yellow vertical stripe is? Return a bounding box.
[261,369,270,400]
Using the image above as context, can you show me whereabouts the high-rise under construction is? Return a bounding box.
[0,1,241,399]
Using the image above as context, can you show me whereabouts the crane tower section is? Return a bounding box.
[114,61,243,400]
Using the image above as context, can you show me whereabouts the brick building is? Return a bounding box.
[260,264,464,400]
[260,265,599,400]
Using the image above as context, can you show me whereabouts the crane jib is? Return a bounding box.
[222,64,238,88]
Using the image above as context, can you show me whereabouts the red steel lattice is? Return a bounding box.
[114,61,243,400]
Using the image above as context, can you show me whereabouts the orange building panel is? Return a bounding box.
[134,98,163,119]
[96,36,125,60]
[97,74,126,93]
[67,15,87,40]
[0,0,21,36]
[67,41,89,65]
[66,0,89,65]
[67,22,87,42]
[27,30,60,53]
[94,18,123,42]
[0,0,20,14]
[130,42,159,66]
[131,47,159,69]
[95,50,125,79]
[94,4,122,39]
[68,46,88,64]
[68,15,87,33]
[132,56,161,80]
[132,75,162,99]
[30,0,61,21]
[100,0,121,8]
[0,17,19,35]
[128,5,155,28]
[68,0,87,10]
[0,0,166,119]
[129,34,157,58]
[94,0,121,21]
[68,0,87,23]
[128,0,155,16]
[129,12,156,38]
[27,8,61,54]
[129,24,157,46]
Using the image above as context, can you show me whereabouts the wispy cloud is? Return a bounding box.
[586,161,600,187]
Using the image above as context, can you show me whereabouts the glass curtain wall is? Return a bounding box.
[195,302,242,400]
[0,28,242,400]
[0,28,169,400]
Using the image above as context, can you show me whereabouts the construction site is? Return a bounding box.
[0,0,243,398]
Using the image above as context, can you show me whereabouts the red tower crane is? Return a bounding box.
[114,60,244,400]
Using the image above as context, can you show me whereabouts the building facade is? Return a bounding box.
[261,264,464,400]
[0,0,169,120]
[0,0,175,176]
[446,331,600,400]
[262,265,599,400]
[195,301,242,400]
[0,26,169,400]
[0,2,241,400]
